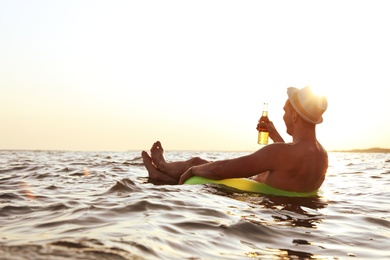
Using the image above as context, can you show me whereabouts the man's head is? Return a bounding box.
[287,86,328,125]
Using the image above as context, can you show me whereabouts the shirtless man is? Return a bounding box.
[142,86,328,192]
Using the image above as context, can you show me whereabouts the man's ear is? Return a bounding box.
[292,111,298,121]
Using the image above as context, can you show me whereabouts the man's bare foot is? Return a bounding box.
[141,151,177,183]
[151,141,167,172]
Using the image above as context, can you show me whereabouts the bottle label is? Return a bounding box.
[258,131,269,145]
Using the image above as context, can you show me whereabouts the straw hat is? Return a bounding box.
[287,86,328,124]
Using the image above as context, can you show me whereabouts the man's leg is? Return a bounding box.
[148,141,209,181]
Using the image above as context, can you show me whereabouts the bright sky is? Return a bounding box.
[1,0,389,152]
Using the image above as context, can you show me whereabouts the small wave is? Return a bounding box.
[124,156,144,167]
[0,205,36,217]
[0,241,140,260]
[221,219,278,243]
[0,166,29,174]
[119,199,173,213]
[69,171,86,177]
[129,156,142,161]
[363,216,390,228]
[58,167,73,172]
[126,162,144,167]
[35,172,53,179]
[103,178,141,195]
[44,202,71,212]
[45,184,59,190]
[0,192,24,200]
[109,166,128,172]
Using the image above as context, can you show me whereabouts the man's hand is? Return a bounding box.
[179,168,193,184]
[256,120,285,143]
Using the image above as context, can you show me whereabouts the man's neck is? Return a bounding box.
[292,124,317,143]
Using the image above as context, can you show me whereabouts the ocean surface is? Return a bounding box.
[0,150,389,259]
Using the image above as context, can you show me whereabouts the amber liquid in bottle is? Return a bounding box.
[258,103,269,145]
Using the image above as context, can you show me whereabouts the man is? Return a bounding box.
[142,86,328,192]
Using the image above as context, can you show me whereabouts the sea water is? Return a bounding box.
[0,150,389,259]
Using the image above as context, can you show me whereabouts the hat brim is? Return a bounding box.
[287,87,323,124]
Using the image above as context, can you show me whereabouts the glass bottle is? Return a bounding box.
[257,102,269,145]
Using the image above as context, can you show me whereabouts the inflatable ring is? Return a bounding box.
[184,176,318,197]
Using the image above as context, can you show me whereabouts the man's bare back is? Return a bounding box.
[252,141,328,192]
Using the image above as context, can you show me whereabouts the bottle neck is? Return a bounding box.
[262,103,268,116]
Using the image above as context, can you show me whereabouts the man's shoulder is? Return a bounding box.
[256,142,294,157]
[265,141,325,157]
[265,142,294,150]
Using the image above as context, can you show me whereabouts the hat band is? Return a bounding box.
[292,93,324,123]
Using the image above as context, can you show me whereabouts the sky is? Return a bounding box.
[1,0,389,152]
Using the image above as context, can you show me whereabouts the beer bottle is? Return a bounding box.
[258,102,269,145]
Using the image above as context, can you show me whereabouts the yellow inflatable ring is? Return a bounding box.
[184,176,318,197]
